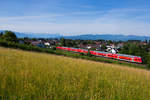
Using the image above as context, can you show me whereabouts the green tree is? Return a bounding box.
[0,32,3,38]
[82,41,88,45]
[60,38,66,46]
[32,38,37,41]
[107,40,112,45]
[87,49,92,57]
[2,31,18,42]
[101,44,107,50]
[146,53,150,68]
[120,43,129,54]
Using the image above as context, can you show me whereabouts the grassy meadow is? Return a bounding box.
[0,47,150,100]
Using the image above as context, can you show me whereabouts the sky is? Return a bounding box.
[0,0,150,36]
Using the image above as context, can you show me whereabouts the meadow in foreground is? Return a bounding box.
[0,47,150,100]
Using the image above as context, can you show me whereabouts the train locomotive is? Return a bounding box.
[56,47,142,64]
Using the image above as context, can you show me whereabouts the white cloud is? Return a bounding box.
[0,8,150,36]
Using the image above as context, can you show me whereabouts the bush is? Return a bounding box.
[2,30,18,42]
[0,39,55,54]
[146,64,150,69]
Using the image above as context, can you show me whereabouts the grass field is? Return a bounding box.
[0,47,150,100]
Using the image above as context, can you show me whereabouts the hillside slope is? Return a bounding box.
[0,47,150,100]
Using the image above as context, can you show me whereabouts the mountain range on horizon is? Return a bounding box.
[0,30,150,41]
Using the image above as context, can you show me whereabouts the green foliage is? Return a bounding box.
[32,38,37,41]
[2,31,18,42]
[80,52,84,55]
[101,44,107,50]
[0,39,54,54]
[60,38,78,47]
[146,54,150,68]
[52,46,56,50]
[87,40,94,44]
[0,32,3,38]
[87,49,92,57]
[107,40,113,45]
[82,41,88,45]
[60,38,66,46]
[120,43,150,65]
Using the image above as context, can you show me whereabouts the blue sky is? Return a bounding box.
[0,0,150,36]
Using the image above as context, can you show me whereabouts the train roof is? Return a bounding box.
[94,51,110,54]
[70,47,88,51]
[117,54,141,58]
[93,50,141,58]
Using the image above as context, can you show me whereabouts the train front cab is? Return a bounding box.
[118,54,142,63]
[133,57,142,63]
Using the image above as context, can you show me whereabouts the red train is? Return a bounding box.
[56,47,142,63]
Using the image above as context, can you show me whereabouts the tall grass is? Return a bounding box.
[0,47,150,100]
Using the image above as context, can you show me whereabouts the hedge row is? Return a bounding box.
[0,39,55,54]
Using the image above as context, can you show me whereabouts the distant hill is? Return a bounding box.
[64,34,150,41]
[0,30,62,38]
[15,32,62,38]
[0,30,150,41]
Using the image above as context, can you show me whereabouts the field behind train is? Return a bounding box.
[0,47,150,100]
